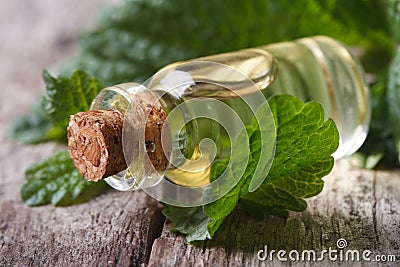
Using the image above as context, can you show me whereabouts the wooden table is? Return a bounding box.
[1,1,399,266]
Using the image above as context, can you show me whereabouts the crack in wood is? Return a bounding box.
[372,170,379,248]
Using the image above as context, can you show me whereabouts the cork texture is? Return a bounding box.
[68,109,127,181]
[67,92,171,181]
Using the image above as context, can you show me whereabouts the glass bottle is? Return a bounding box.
[87,36,370,207]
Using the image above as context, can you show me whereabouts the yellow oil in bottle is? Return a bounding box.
[165,148,211,187]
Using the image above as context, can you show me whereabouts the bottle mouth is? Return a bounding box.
[90,83,169,191]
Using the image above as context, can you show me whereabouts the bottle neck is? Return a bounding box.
[89,82,217,190]
[90,83,171,190]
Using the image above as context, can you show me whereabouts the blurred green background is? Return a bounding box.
[11,0,400,168]
[70,0,394,85]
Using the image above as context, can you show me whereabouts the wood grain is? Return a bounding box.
[0,191,164,266]
[148,161,400,266]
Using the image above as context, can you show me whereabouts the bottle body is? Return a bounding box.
[184,36,370,159]
[91,62,276,206]
[266,36,369,158]
[90,36,370,206]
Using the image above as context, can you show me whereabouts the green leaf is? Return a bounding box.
[243,95,338,214]
[387,0,400,42]
[10,70,104,144]
[162,206,212,242]
[203,170,251,239]
[42,69,104,130]
[21,151,108,206]
[164,160,256,243]
[8,100,65,144]
[163,95,339,242]
[356,78,400,168]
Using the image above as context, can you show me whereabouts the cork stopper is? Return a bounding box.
[143,104,170,172]
[68,110,127,181]
[67,97,170,182]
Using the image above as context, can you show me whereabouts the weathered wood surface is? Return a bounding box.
[0,1,399,266]
[148,161,400,267]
